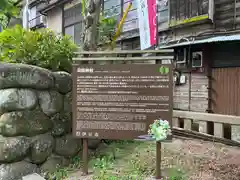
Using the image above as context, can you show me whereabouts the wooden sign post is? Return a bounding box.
[82,139,88,175]
[72,50,173,178]
[156,141,162,179]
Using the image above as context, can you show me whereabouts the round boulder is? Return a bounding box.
[53,71,72,94]
[51,113,71,137]
[88,139,101,150]
[63,92,72,113]
[51,120,68,137]
[0,88,37,113]
[0,110,53,137]
[41,155,70,172]
[38,91,63,116]
[0,63,54,90]
[0,136,30,163]
[0,161,40,180]
[29,134,55,164]
[55,134,82,157]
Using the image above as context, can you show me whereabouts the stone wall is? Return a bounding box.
[0,63,101,180]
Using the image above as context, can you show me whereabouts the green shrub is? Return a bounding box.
[0,25,77,72]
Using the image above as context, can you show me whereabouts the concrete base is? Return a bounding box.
[198,121,207,134]
[231,125,240,143]
[184,119,192,130]
[22,173,45,180]
[214,123,224,138]
[172,117,179,128]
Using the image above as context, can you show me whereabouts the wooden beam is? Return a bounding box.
[173,110,240,125]
[75,49,174,55]
[73,56,174,61]
[173,127,240,147]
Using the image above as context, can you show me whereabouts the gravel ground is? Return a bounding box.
[164,138,240,180]
[65,137,240,180]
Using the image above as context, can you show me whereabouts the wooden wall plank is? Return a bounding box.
[174,73,190,111]
[212,67,240,116]
[190,73,208,112]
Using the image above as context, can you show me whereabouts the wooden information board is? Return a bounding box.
[72,64,173,140]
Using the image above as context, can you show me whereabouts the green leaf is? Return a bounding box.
[0,25,77,72]
[0,0,21,28]
[148,119,171,141]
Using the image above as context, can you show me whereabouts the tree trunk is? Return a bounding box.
[82,0,101,52]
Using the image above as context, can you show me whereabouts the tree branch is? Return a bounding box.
[5,13,11,27]
[4,0,22,27]
[13,0,22,6]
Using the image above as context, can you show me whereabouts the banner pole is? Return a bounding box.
[155,2,162,179]
[156,0,159,48]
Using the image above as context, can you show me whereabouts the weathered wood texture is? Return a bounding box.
[174,73,208,112]
[190,73,208,112]
[109,0,240,40]
[169,0,209,25]
[117,41,209,112]
[159,0,240,44]
[173,110,240,125]
[117,40,209,112]
[211,67,240,116]
[173,127,240,146]
[173,110,240,142]
[37,0,240,44]
[215,0,240,29]
[174,73,190,110]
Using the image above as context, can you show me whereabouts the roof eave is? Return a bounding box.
[39,0,69,14]
[158,34,240,49]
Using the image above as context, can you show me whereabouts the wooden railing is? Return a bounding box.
[173,110,240,143]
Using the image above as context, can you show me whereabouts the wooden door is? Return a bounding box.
[211,67,240,116]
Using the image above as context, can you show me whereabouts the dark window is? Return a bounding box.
[158,0,169,23]
[63,3,84,45]
[192,51,203,67]
[175,47,189,69]
[212,42,240,68]
[169,0,209,26]
[28,3,46,29]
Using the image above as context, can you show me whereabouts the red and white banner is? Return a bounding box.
[137,0,157,50]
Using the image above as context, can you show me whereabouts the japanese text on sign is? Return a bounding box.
[72,64,173,140]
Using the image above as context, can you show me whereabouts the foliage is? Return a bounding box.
[91,141,187,180]
[43,154,82,180]
[98,14,117,46]
[0,25,77,72]
[0,0,21,28]
[81,0,118,49]
[98,6,119,45]
[46,140,189,180]
[169,168,187,180]
[148,119,172,141]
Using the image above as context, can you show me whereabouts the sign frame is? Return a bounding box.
[72,64,173,140]
[72,50,174,178]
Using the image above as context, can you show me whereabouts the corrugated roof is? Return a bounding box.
[159,34,240,49]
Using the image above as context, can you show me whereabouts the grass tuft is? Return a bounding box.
[46,140,189,180]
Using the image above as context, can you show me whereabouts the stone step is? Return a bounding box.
[22,173,46,180]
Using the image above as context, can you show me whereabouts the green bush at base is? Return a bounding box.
[0,25,77,72]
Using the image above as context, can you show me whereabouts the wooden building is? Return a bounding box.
[158,0,240,116]
[27,0,240,116]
